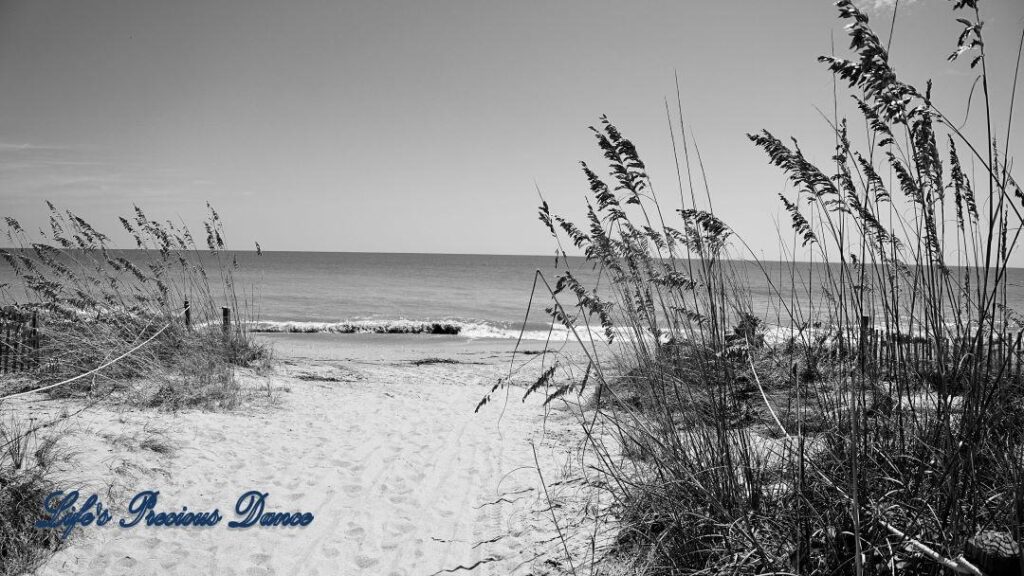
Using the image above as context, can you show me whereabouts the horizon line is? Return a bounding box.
[5,246,1022,269]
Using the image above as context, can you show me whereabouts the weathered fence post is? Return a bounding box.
[30,310,38,369]
[1011,332,1019,381]
[879,329,887,375]
[885,331,893,378]
[860,316,869,372]
[184,300,192,332]
[12,321,22,373]
[1,315,8,374]
[1000,330,1007,373]
[222,306,231,337]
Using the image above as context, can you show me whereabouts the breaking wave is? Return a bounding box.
[247,319,605,341]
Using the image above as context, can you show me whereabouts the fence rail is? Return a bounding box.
[0,308,39,375]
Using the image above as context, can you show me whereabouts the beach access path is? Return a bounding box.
[19,334,610,576]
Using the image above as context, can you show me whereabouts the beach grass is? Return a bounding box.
[0,203,269,570]
[0,203,269,405]
[506,1,1024,573]
[0,415,62,576]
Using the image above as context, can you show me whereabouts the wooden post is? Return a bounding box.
[1000,330,1006,373]
[887,331,894,378]
[1009,331,1015,380]
[880,330,887,375]
[896,334,902,379]
[1,317,7,374]
[913,338,921,375]
[184,300,192,332]
[926,336,932,375]
[30,311,38,370]
[909,338,915,374]
[1009,332,1015,381]
[12,322,21,373]
[887,331,892,376]
[860,316,869,373]
[222,306,231,336]
[1011,332,1019,381]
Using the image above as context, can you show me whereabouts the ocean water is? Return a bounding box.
[232,252,597,339]
[0,251,598,340]
[5,250,1024,340]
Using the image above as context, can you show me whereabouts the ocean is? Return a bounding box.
[5,250,1024,340]
[230,252,598,339]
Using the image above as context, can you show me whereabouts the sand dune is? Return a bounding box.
[18,335,610,576]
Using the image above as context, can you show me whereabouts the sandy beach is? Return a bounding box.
[11,334,611,576]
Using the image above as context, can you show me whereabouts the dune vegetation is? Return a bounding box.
[0,203,268,573]
[513,1,1024,574]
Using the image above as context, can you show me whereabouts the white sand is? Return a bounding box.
[11,334,611,576]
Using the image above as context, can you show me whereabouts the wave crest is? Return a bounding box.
[248,319,617,341]
[250,319,464,335]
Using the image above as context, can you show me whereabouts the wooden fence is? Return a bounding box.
[0,308,39,375]
[856,316,1024,380]
[0,303,234,378]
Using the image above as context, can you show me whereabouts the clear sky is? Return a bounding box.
[1,0,1023,260]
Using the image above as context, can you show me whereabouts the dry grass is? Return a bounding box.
[0,203,271,406]
[0,203,271,569]
[0,416,64,576]
[494,1,1024,574]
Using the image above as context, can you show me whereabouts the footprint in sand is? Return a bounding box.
[389,520,416,535]
[321,544,341,558]
[354,555,380,569]
[346,524,366,539]
[84,555,109,573]
[388,494,410,505]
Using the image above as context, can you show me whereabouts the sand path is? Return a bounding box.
[22,335,601,576]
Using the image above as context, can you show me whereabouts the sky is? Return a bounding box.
[1,0,1023,260]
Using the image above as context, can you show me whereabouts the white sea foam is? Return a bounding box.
[252,318,943,346]
[249,319,465,335]
[247,319,636,342]
[248,319,557,340]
